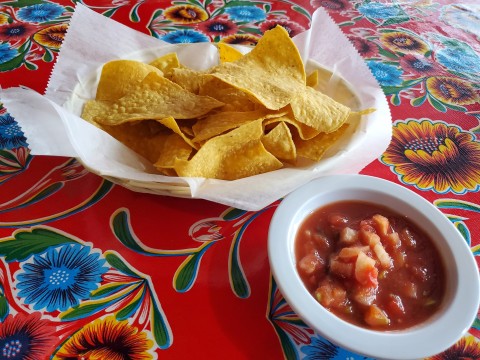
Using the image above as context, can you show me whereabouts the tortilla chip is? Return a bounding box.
[306,70,319,88]
[157,116,198,150]
[83,72,224,126]
[174,119,282,180]
[154,133,193,169]
[217,43,244,63]
[210,26,306,110]
[192,108,285,143]
[95,60,163,101]
[289,86,351,133]
[100,121,170,163]
[198,77,257,112]
[167,67,208,94]
[264,114,319,140]
[295,124,349,161]
[149,52,181,75]
[262,121,296,161]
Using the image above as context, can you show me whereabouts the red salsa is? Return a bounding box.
[295,201,446,330]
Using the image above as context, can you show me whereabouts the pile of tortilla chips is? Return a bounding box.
[81,26,357,181]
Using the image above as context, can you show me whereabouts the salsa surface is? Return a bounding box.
[295,200,446,330]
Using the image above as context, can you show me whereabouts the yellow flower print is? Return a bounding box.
[0,14,8,25]
[33,24,68,49]
[380,31,430,54]
[220,34,259,46]
[53,315,154,359]
[164,5,208,24]
[426,334,480,359]
[382,119,480,194]
[426,76,479,106]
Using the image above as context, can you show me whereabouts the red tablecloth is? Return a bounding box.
[0,1,479,359]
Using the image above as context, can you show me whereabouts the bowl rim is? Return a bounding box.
[268,174,480,359]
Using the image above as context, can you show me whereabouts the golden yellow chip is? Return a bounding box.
[82,72,224,126]
[264,115,319,140]
[295,124,349,161]
[217,43,244,63]
[210,26,306,110]
[198,77,256,112]
[149,53,181,75]
[96,60,163,101]
[262,121,296,161]
[154,133,193,171]
[100,121,170,164]
[174,119,282,180]
[306,70,319,88]
[192,109,285,143]
[289,86,351,133]
[167,67,207,94]
[157,116,198,150]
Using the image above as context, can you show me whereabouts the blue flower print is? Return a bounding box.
[367,60,403,86]
[358,2,400,19]
[161,29,209,43]
[17,3,65,23]
[225,6,266,22]
[0,114,28,149]
[0,43,17,64]
[301,336,374,359]
[436,46,480,75]
[16,244,108,312]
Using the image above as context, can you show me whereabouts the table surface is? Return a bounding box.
[0,0,479,359]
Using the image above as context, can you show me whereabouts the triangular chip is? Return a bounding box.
[167,67,208,94]
[306,70,319,88]
[157,116,199,150]
[262,121,296,161]
[82,72,224,126]
[96,60,163,101]
[149,52,181,75]
[198,77,256,112]
[192,109,285,143]
[289,86,351,133]
[154,133,193,172]
[210,26,306,110]
[174,119,282,180]
[264,114,319,140]
[217,43,244,63]
[295,124,349,161]
[99,121,170,163]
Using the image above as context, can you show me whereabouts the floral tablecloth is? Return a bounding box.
[0,0,479,359]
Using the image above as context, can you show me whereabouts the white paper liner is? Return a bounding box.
[0,4,392,211]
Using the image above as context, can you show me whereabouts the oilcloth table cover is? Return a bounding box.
[0,1,479,359]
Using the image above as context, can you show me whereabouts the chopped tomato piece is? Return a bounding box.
[339,227,358,245]
[360,230,380,247]
[315,280,347,309]
[330,256,354,279]
[354,251,378,286]
[338,246,369,261]
[372,214,390,235]
[352,286,377,306]
[365,304,390,327]
[298,252,324,276]
[384,231,401,248]
[372,242,392,269]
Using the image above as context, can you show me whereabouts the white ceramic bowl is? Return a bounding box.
[268,174,479,360]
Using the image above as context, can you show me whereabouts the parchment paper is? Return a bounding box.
[1,4,392,211]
